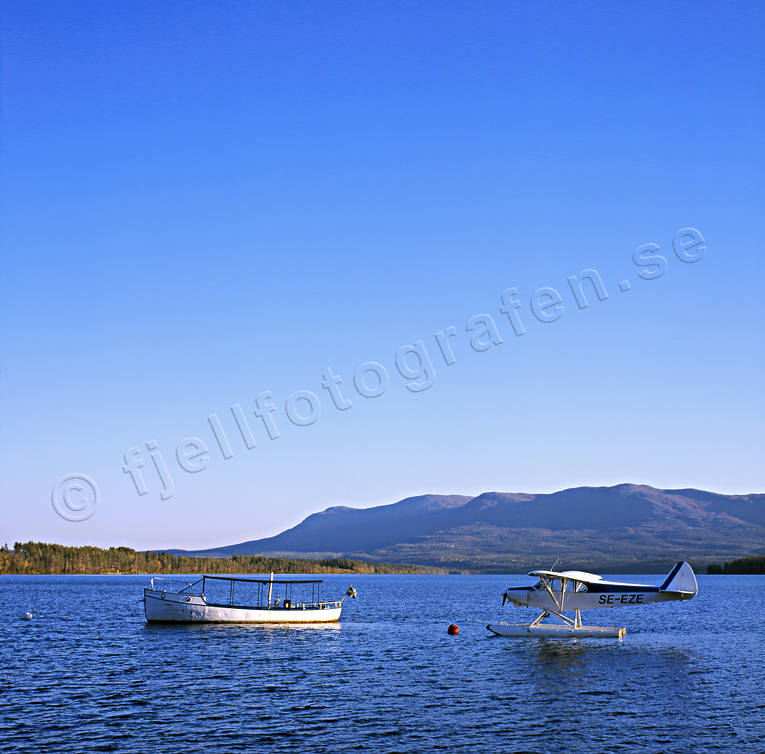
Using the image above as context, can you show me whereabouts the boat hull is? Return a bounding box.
[144,589,342,623]
[486,622,626,639]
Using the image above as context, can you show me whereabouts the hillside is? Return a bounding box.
[166,484,765,572]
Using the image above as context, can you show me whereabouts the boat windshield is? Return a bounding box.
[149,577,201,593]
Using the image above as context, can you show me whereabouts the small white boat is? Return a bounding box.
[143,573,356,624]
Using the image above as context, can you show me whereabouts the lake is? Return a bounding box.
[1,574,763,752]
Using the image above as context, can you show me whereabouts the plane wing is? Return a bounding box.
[527,569,603,583]
[527,562,698,595]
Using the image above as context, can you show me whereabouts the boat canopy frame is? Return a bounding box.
[151,574,329,608]
[201,575,324,584]
[200,574,325,608]
[148,574,339,609]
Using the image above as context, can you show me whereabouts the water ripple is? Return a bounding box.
[1,574,764,752]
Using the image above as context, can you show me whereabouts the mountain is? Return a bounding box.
[166,484,765,572]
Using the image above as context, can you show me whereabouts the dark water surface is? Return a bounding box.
[1,574,763,752]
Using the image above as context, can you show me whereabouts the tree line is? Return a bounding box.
[706,555,765,574]
[0,542,437,575]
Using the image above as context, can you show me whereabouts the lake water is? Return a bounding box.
[1,574,763,752]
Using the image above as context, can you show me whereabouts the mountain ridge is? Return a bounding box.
[164,484,765,572]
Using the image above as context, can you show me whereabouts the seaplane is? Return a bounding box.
[487,561,698,639]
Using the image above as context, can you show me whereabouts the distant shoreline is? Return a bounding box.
[5,543,763,576]
[706,555,765,575]
[0,542,444,576]
[1,571,451,576]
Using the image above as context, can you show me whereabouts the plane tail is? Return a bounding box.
[659,561,698,596]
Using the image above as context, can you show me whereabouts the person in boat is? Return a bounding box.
[274,595,280,608]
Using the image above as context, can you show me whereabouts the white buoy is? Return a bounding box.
[23,611,33,620]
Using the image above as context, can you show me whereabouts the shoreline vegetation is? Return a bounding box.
[0,542,443,576]
[2,543,763,576]
[706,556,765,575]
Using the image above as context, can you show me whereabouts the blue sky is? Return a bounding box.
[1,1,763,550]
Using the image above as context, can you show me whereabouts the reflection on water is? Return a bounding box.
[523,639,695,704]
[142,621,343,636]
[1,574,762,752]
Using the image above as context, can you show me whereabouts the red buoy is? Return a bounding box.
[447,623,459,635]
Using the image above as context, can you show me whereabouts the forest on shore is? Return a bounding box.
[0,542,439,575]
[706,555,765,574]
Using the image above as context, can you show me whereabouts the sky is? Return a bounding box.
[1,1,763,550]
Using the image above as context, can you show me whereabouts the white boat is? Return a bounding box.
[143,573,356,624]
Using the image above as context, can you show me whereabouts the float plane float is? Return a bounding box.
[487,561,698,639]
